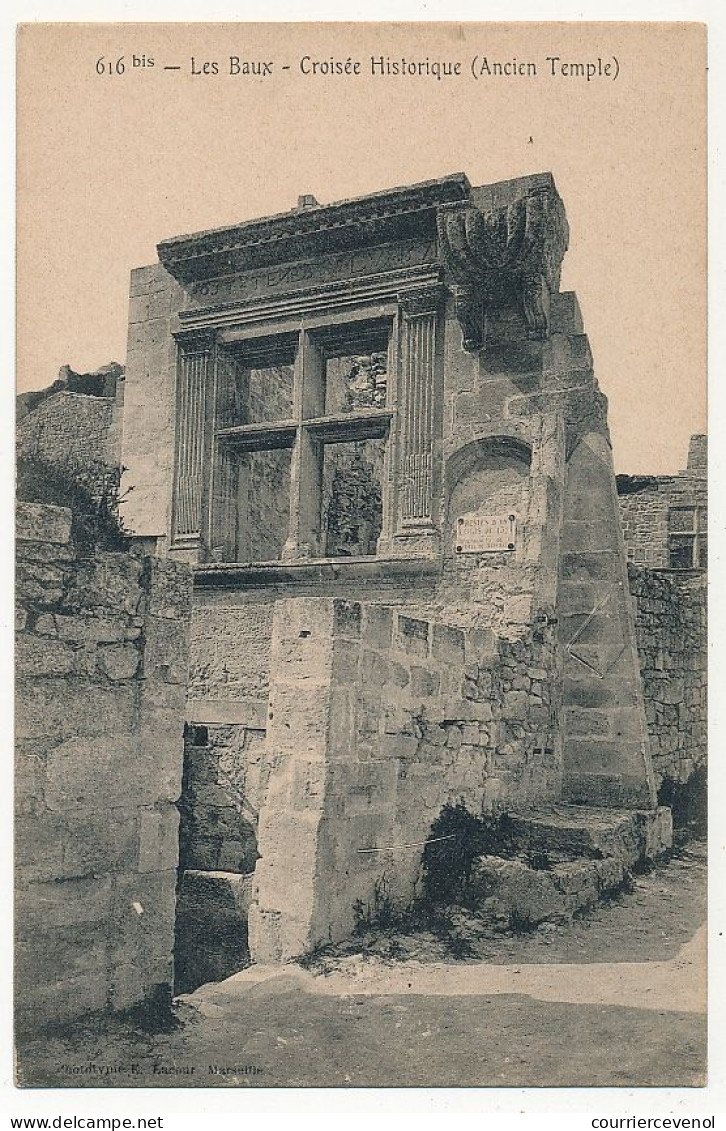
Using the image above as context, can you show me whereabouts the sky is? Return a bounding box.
[16,21,707,473]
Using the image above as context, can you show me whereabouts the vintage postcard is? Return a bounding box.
[14,20,708,1093]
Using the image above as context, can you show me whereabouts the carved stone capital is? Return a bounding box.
[437,183,569,348]
[174,327,217,353]
[398,284,446,319]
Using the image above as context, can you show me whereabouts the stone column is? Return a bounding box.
[248,598,399,962]
[248,598,344,962]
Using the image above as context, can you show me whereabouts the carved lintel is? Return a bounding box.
[398,283,446,319]
[437,183,569,350]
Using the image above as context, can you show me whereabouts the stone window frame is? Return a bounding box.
[213,315,396,564]
[171,282,446,570]
[170,307,404,565]
[667,504,707,570]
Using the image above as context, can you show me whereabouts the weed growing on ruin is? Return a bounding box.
[353,876,397,934]
[17,454,132,552]
[526,849,554,871]
[598,870,636,904]
[347,873,483,961]
[421,905,479,957]
[421,801,518,906]
[508,909,538,934]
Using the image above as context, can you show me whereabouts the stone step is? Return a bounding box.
[467,852,631,928]
[465,805,672,929]
[505,803,672,866]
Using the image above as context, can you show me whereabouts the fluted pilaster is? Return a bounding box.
[398,286,443,530]
[172,334,214,542]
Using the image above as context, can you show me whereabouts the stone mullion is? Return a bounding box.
[209,445,237,560]
[282,330,323,561]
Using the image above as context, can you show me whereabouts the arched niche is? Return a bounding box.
[444,436,532,566]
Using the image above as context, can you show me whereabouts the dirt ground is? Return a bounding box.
[15,842,707,1090]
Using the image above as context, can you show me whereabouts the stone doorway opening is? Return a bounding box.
[173,722,264,994]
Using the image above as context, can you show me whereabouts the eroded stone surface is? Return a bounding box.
[15,509,191,1033]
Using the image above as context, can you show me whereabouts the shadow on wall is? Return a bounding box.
[657,765,707,846]
[173,723,261,994]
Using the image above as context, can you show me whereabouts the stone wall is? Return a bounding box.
[17,391,120,469]
[617,436,707,570]
[179,723,265,875]
[628,565,707,786]
[15,502,191,1032]
[249,596,562,962]
[188,602,274,708]
[121,263,183,541]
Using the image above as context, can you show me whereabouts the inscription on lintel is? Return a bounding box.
[455,513,518,554]
[182,237,438,310]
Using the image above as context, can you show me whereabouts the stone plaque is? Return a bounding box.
[455,512,518,554]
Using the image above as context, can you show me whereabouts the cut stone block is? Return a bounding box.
[468,852,631,927]
[506,803,672,866]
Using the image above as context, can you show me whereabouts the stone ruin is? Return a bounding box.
[16,362,125,470]
[117,170,676,973]
[18,171,704,1018]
